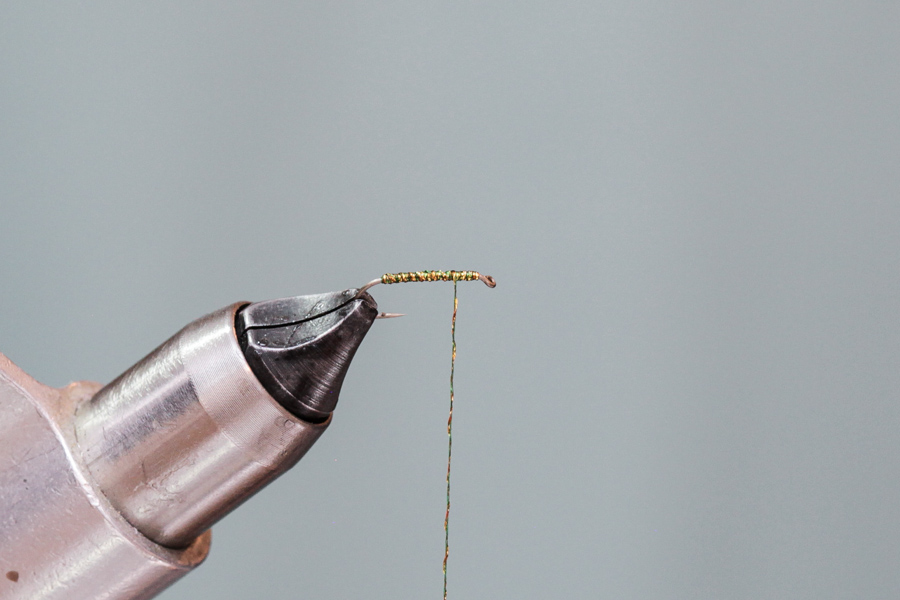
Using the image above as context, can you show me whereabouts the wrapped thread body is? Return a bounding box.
[379,271,495,287]
[356,268,495,600]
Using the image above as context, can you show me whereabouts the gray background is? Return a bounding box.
[1,2,898,599]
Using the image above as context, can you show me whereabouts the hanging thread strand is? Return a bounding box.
[358,270,495,600]
[443,280,458,600]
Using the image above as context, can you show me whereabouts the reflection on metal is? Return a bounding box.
[74,304,330,549]
[0,291,378,599]
[0,355,210,599]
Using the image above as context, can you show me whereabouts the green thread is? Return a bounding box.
[443,280,458,600]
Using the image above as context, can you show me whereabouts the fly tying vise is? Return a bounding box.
[360,270,495,600]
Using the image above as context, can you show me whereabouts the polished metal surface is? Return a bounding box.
[74,303,330,548]
[238,291,378,422]
[0,353,210,600]
[0,295,372,598]
[237,289,359,330]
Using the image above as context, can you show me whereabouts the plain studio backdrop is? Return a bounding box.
[1,3,899,599]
